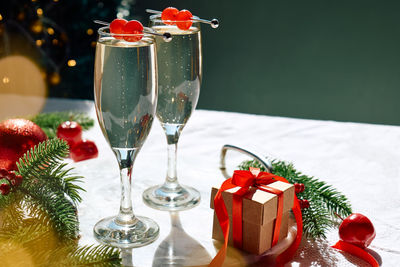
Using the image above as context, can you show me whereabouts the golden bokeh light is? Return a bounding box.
[49,72,61,85]
[87,28,94,35]
[67,59,76,67]
[52,39,59,45]
[31,20,43,34]
[91,41,96,48]
[36,8,43,16]
[36,39,43,46]
[0,14,3,21]
[47,27,54,35]
[0,55,47,120]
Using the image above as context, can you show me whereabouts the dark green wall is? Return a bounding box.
[145,1,400,125]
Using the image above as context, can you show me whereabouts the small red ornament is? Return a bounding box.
[70,140,98,162]
[57,121,82,148]
[176,10,193,30]
[298,199,310,209]
[294,183,305,194]
[0,119,47,171]
[339,213,376,248]
[0,183,11,195]
[0,168,23,188]
[161,7,179,25]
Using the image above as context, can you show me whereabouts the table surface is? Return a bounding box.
[44,98,400,267]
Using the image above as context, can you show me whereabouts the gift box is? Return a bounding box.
[210,180,295,255]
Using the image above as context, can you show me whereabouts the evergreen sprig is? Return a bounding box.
[238,159,352,239]
[31,111,94,139]
[0,138,121,266]
[15,139,83,240]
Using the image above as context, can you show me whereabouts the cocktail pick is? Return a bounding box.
[145,9,219,29]
[94,20,172,42]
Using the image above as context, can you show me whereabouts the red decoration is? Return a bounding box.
[332,213,378,267]
[176,10,193,30]
[0,183,10,195]
[122,20,144,42]
[294,183,305,193]
[161,7,179,25]
[209,167,303,267]
[0,119,47,171]
[110,18,127,39]
[339,213,376,248]
[70,140,98,162]
[0,168,23,193]
[109,19,144,42]
[299,199,310,209]
[57,121,82,148]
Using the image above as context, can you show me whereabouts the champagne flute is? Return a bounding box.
[93,26,159,247]
[142,14,202,211]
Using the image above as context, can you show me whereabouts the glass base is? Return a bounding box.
[93,215,159,248]
[142,184,201,211]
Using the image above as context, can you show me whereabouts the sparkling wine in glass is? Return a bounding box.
[93,26,159,247]
[142,15,202,211]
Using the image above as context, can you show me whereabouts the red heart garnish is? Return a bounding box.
[161,7,179,25]
[176,10,193,30]
[122,20,144,42]
[109,18,128,39]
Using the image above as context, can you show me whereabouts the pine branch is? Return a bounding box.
[15,139,83,239]
[16,139,85,204]
[31,111,94,139]
[239,159,353,239]
[48,244,121,267]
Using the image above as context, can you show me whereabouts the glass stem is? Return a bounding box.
[114,148,139,226]
[166,142,178,185]
[163,124,183,190]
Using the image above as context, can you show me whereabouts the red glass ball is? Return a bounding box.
[339,213,376,248]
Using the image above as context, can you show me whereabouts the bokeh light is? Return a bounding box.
[0,56,47,120]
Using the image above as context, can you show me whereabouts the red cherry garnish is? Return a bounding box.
[110,18,128,39]
[176,10,193,30]
[122,20,144,42]
[339,213,376,248]
[57,121,82,148]
[0,183,11,195]
[70,140,98,162]
[161,7,179,25]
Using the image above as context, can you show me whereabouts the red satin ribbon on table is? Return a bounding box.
[332,241,379,267]
[209,168,303,267]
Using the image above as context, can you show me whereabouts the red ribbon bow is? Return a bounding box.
[209,168,303,267]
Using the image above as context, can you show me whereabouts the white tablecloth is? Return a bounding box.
[46,98,400,267]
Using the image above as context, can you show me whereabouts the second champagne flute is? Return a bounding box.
[142,14,202,211]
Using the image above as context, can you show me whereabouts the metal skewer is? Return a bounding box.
[93,20,172,42]
[145,9,219,29]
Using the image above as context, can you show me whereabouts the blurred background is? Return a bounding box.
[1,0,400,125]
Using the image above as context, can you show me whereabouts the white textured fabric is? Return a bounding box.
[46,99,400,267]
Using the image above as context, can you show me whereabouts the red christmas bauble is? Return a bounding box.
[339,213,376,248]
[0,119,47,171]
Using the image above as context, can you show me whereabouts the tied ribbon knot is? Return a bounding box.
[209,168,303,267]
